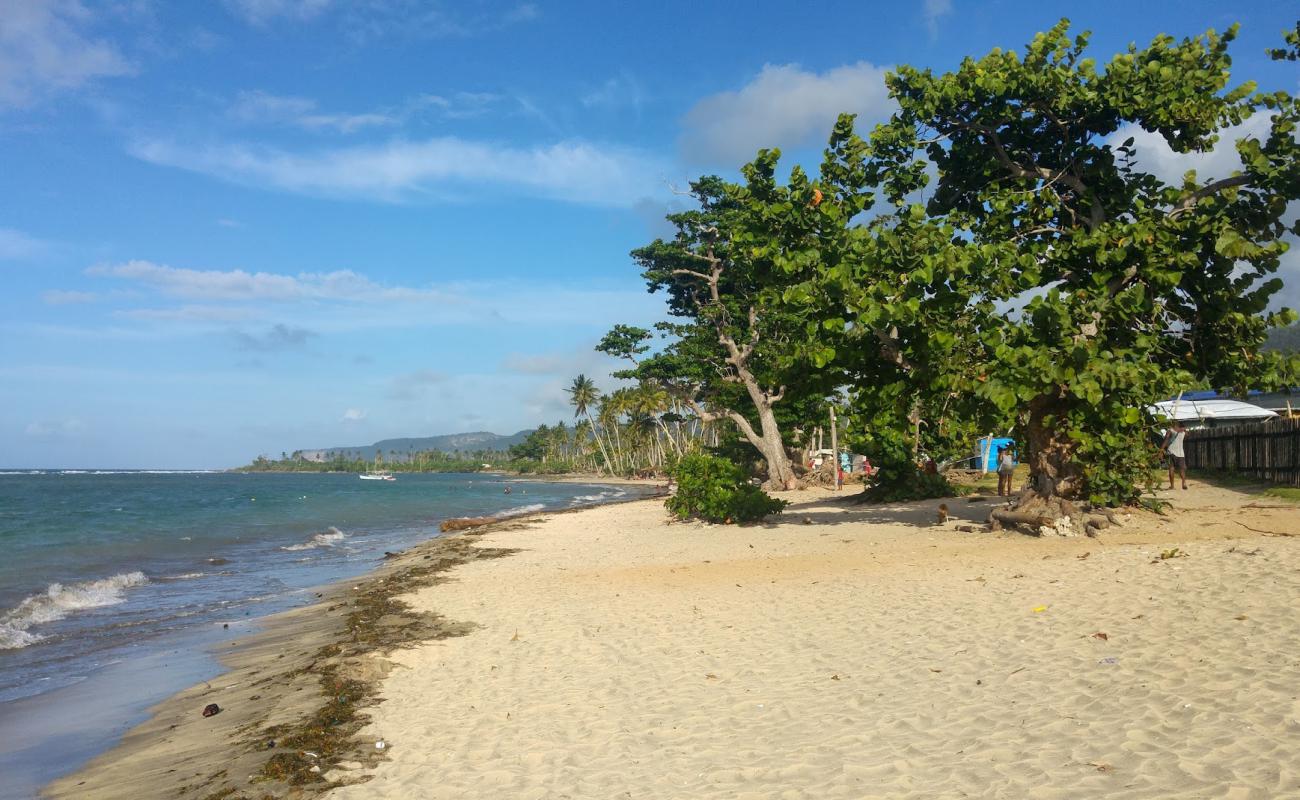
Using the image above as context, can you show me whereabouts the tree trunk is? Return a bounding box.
[755,403,797,490]
[1023,393,1084,500]
[988,393,1109,536]
[583,411,616,474]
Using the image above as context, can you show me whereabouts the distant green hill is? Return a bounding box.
[300,430,533,463]
[1265,323,1300,353]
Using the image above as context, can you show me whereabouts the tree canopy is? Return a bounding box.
[607,18,1299,520]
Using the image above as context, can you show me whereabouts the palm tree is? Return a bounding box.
[568,374,615,473]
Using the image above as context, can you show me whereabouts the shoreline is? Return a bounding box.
[41,488,665,800]
[49,483,1300,798]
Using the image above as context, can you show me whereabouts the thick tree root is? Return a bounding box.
[988,492,1122,537]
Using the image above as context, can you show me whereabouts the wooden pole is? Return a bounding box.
[829,404,840,491]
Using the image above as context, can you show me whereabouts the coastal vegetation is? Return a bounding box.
[239,451,495,474]
[666,453,789,524]
[600,18,1300,528]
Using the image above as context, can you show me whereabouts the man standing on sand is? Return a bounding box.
[1161,420,1190,490]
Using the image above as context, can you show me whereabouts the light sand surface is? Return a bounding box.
[324,487,1300,800]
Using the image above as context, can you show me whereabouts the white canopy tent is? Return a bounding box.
[1149,398,1278,424]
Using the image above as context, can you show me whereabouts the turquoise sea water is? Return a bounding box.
[0,471,646,797]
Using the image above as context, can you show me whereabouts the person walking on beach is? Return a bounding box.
[1161,421,1189,490]
[996,445,1017,497]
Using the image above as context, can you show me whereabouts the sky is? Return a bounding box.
[1,1,1297,468]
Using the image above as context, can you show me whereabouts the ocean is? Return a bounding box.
[0,471,647,798]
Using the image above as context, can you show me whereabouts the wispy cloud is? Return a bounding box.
[922,0,952,39]
[128,136,668,206]
[87,259,454,302]
[389,368,447,400]
[222,0,331,26]
[0,227,55,260]
[340,407,366,422]
[232,323,318,351]
[224,0,540,41]
[41,289,96,304]
[500,346,618,378]
[0,0,133,108]
[24,417,86,437]
[75,260,668,334]
[679,61,894,165]
[228,89,397,133]
[115,304,259,322]
[581,72,647,115]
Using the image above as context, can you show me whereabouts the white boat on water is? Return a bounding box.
[359,472,396,481]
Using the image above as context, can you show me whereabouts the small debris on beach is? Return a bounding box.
[201,703,221,718]
[1092,632,1109,641]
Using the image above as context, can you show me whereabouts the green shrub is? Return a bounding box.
[859,464,960,503]
[667,454,788,524]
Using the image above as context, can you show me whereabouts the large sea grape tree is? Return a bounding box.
[610,165,848,489]
[865,20,1299,520]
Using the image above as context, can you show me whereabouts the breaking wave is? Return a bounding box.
[569,489,628,506]
[281,527,346,551]
[493,504,545,518]
[0,572,149,650]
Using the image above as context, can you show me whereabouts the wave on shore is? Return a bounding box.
[494,503,546,517]
[570,489,628,506]
[280,527,346,551]
[0,572,149,650]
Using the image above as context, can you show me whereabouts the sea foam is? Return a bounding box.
[280,527,347,551]
[493,503,546,518]
[0,571,149,650]
[570,489,627,505]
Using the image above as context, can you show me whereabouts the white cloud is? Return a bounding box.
[0,227,54,260]
[129,136,667,206]
[923,0,952,39]
[340,407,366,421]
[223,0,331,26]
[228,90,397,134]
[679,61,894,165]
[0,0,132,108]
[88,259,454,302]
[1105,114,1275,187]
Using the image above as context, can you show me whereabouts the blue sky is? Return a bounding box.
[1,1,1297,468]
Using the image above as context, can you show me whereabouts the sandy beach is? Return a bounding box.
[51,483,1300,799]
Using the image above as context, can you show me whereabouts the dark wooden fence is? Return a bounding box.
[1184,417,1300,486]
